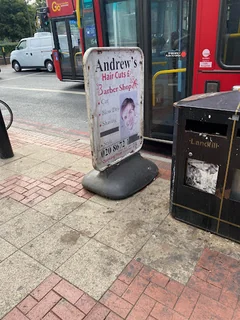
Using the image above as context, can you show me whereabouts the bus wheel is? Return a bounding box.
[45,60,54,73]
[13,61,21,72]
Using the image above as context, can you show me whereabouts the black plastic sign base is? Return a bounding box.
[0,111,14,159]
[82,152,159,200]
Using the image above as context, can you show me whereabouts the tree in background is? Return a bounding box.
[0,0,36,41]
[34,0,47,9]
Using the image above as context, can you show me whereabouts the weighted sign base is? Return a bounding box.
[82,152,159,200]
[0,110,14,159]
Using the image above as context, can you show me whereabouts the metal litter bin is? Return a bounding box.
[171,90,240,243]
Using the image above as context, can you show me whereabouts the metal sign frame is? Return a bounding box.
[83,47,144,171]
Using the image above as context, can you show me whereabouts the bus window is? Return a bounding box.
[69,19,81,51]
[69,19,83,77]
[219,0,240,67]
[104,0,138,47]
[56,22,68,52]
[82,0,98,49]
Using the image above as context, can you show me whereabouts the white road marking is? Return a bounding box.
[0,72,42,81]
[0,86,85,95]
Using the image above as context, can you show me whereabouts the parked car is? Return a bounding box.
[10,32,54,72]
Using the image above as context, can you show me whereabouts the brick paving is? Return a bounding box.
[0,169,93,205]
[9,128,92,158]
[3,249,240,320]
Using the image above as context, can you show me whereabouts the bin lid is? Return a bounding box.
[174,90,240,113]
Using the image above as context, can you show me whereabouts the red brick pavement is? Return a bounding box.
[0,169,94,205]
[3,248,240,320]
[9,129,92,158]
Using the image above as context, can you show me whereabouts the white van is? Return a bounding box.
[10,32,54,72]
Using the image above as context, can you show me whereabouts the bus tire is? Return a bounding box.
[45,60,54,73]
[12,61,21,72]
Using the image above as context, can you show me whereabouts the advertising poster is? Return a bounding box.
[83,47,144,171]
[47,0,74,17]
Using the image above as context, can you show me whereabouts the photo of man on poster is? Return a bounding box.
[120,91,140,140]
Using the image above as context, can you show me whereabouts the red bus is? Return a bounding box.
[46,0,240,141]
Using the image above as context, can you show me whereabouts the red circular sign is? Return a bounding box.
[181,51,187,58]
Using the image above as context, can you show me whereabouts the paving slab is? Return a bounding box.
[0,237,17,262]
[94,217,159,256]
[0,166,16,181]
[61,200,117,237]
[67,157,93,174]
[27,147,62,161]
[14,144,51,157]
[0,152,25,167]
[22,222,89,270]
[2,157,41,174]
[118,178,170,223]
[46,152,81,167]
[90,194,134,211]
[0,198,28,225]
[57,239,131,300]
[0,251,50,319]
[0,208,55,248]
[75,138,90,145]
[23,162,61,179]
[153,215,210,251]
[33,190,85,220]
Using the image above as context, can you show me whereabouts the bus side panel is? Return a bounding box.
[93,0,104,46]
[52,49,62,81]
[192,73,240,93]
[193,0,240,93]
[192,0,220,94]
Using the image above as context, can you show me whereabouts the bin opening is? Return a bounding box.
[185,120,228,136]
